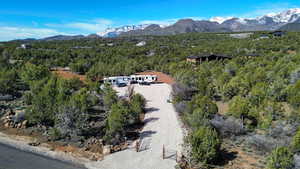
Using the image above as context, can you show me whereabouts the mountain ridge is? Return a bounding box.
[98,8,300,37]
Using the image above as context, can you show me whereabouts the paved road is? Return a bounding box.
[0,143,86,169]
[86,84,184,169]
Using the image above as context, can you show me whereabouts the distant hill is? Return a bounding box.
[42,35,85,41]
[279,23,300,31]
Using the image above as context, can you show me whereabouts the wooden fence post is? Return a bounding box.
[136,140,139,152]
[162,145,165,159]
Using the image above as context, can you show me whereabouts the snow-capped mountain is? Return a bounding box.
[212,8,300,25]
[210,17,234,24]
[97,25,151,37]
[263,8,300,23]
[216,8,300,31]
[97,8,300,37]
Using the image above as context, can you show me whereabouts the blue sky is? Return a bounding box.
[0,0,300,41]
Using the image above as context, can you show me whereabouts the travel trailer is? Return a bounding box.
[103,75,157,86]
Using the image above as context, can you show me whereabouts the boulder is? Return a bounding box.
[4,122,10,128]
[102,145,111,155]
[21,120,28,129]
[13,111,25,123]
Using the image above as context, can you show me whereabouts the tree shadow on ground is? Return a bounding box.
[139,137,152,152]
[215,149,238,166]
[145,107,160,114]
[140,130,157,138]
[165,149,177,160]
[138,130,157,152]
[143,117,159,124]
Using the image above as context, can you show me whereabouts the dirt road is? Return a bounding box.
[86,84,184,169]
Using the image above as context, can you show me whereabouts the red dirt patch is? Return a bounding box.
[136,71,175,84]
[52,70,87,82]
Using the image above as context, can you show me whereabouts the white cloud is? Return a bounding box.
[0,26,68,41]
[47,18,113,32]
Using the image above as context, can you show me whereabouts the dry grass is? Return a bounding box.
[216,101,229,115]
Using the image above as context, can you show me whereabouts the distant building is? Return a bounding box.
[270,31,286,37]
[17,44,31,49]
[136,41,146,47]
[258,34,270,39]
[186,54,232,64]
[230,33,253,39]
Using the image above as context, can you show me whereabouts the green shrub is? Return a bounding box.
[185,108,211,129]
[20,63,50,84]
[189,127,221,164]
[105,102,127,143]
[103,84,118,109]
[287,81,300,109]
[129,93,146,124]
[228,96,251,119]
[0,69,18,95]
[186,95,218,116]
[48,128,62,141]
[267,147,294,169]
[292,128,300,153]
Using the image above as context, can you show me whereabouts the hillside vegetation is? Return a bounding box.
[1,32,300,168]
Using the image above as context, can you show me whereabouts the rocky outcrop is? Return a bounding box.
[0,109,27,129]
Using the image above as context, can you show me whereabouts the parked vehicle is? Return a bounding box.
[117,83,127,87]
[103,74,157,86]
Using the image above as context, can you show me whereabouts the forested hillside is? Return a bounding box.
[1,32,300,168]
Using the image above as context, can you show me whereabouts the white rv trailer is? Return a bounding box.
[103,74,157,86]
[103,76,130,85]
[130,75,157,83]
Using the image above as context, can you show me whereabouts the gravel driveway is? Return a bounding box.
[86,84,184,169]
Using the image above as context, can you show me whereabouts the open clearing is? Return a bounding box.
[86,83,184,169]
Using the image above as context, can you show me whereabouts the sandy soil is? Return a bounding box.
[86,84,184,169]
